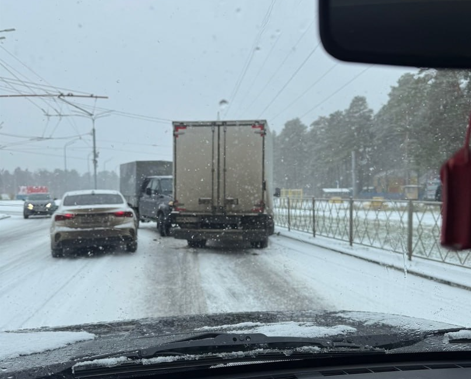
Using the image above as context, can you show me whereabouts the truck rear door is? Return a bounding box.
[221,123,264,214]
[174,123,216,213]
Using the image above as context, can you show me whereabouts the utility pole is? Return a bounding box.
[352,151,357,198]
[59,98,111,190]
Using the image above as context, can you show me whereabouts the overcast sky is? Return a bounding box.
[0,0,415,175]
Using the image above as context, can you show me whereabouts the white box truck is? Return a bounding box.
[171,120,274,248]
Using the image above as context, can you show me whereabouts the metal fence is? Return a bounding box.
[273,197,471,269]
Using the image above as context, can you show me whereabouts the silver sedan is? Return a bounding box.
[50,190,138,258]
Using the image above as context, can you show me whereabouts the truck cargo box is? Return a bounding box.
[171,120,273,247]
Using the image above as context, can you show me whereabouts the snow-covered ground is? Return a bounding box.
[1,202,471,332]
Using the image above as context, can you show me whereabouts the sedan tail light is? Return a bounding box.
[113,211,134,218]
[55,213,75,221]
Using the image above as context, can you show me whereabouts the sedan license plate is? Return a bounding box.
[80,215,109,224]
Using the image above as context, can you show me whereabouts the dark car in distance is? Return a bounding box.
[23,193,58,218]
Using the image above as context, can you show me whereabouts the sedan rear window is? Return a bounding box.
[63,194,124,206]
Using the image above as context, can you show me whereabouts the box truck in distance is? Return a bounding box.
[171,120,274,248]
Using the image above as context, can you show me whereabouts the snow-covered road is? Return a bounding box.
[1,207,471,331]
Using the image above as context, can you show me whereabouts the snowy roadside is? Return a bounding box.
[0,201,22,220]
[275,226,471,292]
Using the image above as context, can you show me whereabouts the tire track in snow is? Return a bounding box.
[138,229,208,317]
[196,242,330,314]
[13,260,93,329]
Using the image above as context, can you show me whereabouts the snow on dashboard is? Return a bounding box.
[337,311,460,331]
[444,330,471,343]
[0,331,95,361]
[195,321,357,338]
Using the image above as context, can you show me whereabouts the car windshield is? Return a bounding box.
[26,194,51,201]
[1,0,471,370]
[63,194,124,206]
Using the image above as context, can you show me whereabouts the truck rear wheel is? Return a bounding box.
[126,241,138,253]
[251,238,268,249]
[188,239,206,248]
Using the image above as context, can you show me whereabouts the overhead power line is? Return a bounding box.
[0,46,107,138]
[0,148,88,160]
[0,46,92,95]
[0,62,50,113]
[69,146,172,157]
[241,20,315,116]
[257,44,319,118]
[0,93,107,98]
[300,65,373,119]
[0,76,92,95]
[59,101,172,124]
[270,62,339,120]
[222,0,277,118]
[233,31,283,116]
[0,131,90,140]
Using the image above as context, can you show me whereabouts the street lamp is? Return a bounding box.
[63,137,87,171]
[103,158,112,171]
[218,99,228,121]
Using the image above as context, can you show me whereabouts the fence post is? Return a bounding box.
[312,197,316,237]
[287,197,291,231]
[349,197,354,246]
[407,200,413,261]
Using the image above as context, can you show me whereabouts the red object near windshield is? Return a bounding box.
[440,113,471,250]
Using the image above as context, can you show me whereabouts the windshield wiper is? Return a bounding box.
[80,332,385,363]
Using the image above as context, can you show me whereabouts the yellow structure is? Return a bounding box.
[281,189,303,199]
[281,189,303,208]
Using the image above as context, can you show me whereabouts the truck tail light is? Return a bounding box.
[252,123,266,136]
[55,213,75,221]
[114,211,134,218]
[174,125,187,138]
[252,200,265,213]
[173,200,186,212]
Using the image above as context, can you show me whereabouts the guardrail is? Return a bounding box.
[273,197,471,269]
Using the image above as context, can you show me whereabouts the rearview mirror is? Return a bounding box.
[145,187,152,196]
[319,0,471,68]
[274,188,281,198]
